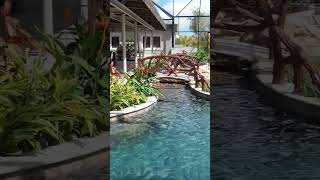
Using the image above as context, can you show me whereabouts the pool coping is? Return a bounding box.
[187,83,211,100]
[252,61,320,120]
[0,132,109,180]
[217,40,320,120]
[110,96,158,123]
[156,74,211,100]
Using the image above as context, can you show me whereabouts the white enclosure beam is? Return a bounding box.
[122,14,127,72]
[43,0,53,34]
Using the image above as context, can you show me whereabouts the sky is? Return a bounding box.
[153,0,210,36]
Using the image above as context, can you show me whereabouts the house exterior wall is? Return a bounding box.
[11,0,43,35]
[11,0,81,35]
[110,26,174,57]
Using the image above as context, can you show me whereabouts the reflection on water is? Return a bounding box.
[110,84,210,180]
[212,72,320,179]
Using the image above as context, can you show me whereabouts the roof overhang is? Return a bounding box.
[110,0,166,31]
[124,0,166,30]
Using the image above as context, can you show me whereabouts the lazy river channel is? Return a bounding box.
[110,83,210,180]
[212,70,320,179]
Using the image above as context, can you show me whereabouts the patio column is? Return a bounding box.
[81,0,88,20]
[43,0,54,35]
[134,21,138,68]
[122,13,127,72]
[139,28,142,60]
[151,31,154,55]
[143,28,147,58]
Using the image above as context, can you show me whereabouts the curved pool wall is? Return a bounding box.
[110,84,210,179]
[212,71,320,179]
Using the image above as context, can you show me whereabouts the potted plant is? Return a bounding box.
[116,43,136,61]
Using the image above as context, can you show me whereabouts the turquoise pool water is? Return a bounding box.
[110,84,210,180]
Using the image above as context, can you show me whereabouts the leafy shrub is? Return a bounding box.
[192,50,209,62]
[126,70,161,97]
[0,22,109,154]
[38,21,109,100]
[110,77,146,111]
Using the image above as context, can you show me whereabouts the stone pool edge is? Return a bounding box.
[156,75,211,100]
[215,40,320,120]
[252,61,320,120]
[187,83,211,100]
[0,132,109,180]
[110,96,158,123]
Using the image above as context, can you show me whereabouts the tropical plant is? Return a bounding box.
[110,77,146,111]
[125,70,161,97]
[0,31,109,154]
[192,50,209,62]
[38,21,109,100]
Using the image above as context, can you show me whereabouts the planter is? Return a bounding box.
[110,96,158,122]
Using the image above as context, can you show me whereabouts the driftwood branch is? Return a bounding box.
[212,0,320,95]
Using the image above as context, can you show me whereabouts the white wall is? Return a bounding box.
[110,27,174,57]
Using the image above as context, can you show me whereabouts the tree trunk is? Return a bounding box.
[88,0,100,33]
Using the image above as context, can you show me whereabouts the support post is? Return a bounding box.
[143,28,147,58]
[172,18,175,48]
[134,21,138,68]
[138,28,141,60]
[43,0,54,35]
[151,30,154,55]
[172,0,175,48]
[122,14,127,72]
[81,0,88,20]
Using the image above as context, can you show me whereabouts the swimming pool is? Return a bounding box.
[110,84,210,180]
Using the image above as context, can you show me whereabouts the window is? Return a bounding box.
[111,37,120,48]
[143,37,151,48]
[153,37,160,48]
